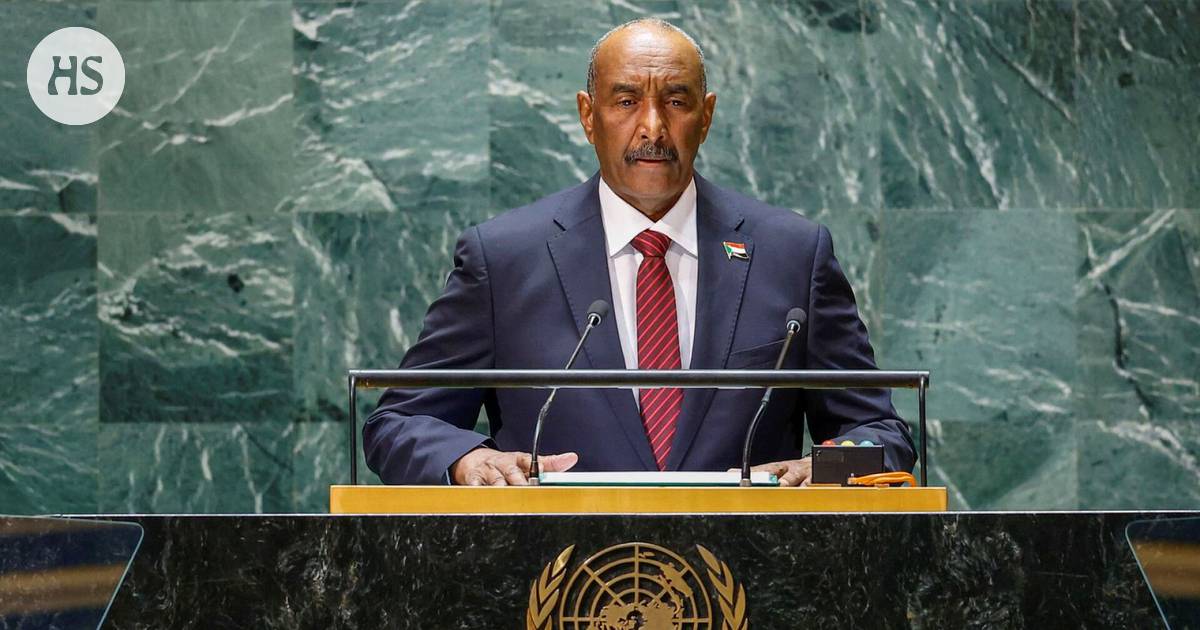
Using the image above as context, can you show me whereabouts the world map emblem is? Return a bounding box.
[526,542,748,630]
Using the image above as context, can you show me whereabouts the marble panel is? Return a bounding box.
[926,418,1077,510]
[1075,0,1200,209]
[289,422,350,512]
[1076,210,1200,422]
[879,210,1078,425]
[292,209,497,506]
[291,1,489,214]
[683,0,881,211]
[98,423,291,514]
[0,214,98,514]
[0,214,97,427]
[1078,418,1200,509]
[95,2,293,214]
[869,0,1079,209]
[0,423,98,515]
[0,2,98,213]
[488,0,610,211]
[292,210,486,424]
[97,212,294,424]
[806,206,885,338]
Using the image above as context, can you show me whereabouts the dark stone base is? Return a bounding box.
[92,512,1184,628]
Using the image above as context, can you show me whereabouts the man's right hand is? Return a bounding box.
[450,448,579,486]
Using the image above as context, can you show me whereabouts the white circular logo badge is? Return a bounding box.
[27,27,125,126]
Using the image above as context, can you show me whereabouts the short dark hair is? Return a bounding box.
[586,18,707,98]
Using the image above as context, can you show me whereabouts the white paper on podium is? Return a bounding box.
[537,471,779,486]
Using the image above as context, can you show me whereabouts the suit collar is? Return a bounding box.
[552,172,603,230]
[692,172,745,231]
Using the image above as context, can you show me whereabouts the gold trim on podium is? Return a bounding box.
[329,485,947,514]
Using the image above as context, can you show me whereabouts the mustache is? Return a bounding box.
[624,143,679,163]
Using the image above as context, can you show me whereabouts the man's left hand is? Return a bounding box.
[730,457,812,487]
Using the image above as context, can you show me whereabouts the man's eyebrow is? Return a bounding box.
[610,82,641,94]
[664,83,692,95]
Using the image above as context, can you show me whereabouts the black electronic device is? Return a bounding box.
[810,444,885,485]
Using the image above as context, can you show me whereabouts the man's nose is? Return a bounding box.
[637,101,667,143]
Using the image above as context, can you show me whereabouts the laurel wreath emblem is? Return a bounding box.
[696,545,748,630]
[526,544,574,630]
[526,543,747,629]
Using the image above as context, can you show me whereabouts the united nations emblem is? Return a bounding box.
[526,542,748,630]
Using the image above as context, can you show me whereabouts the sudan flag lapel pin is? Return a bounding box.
[722,241,749,261]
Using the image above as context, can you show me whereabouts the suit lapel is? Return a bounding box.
[665,175,751,470]
[547,175,657,470]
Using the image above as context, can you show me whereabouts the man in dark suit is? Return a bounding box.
[364,18,915,486]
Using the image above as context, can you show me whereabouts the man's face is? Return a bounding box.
[577,27,716,219]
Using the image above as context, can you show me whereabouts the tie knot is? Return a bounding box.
[631,229,671,258]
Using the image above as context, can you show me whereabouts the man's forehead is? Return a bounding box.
[594,27,702,85]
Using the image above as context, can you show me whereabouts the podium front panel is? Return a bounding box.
[92,512,1179,628]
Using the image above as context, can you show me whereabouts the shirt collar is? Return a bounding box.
[598,176,698,258]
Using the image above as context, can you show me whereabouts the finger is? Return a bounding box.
[759,462,788,483]
[781,463,813,487]
[482,465,506,486]
[502,464,529,486]
[513,452,533,472]
[795,458,813,487]
[779,463,806,487]
[465,469,486,486]
[541,452,578,472]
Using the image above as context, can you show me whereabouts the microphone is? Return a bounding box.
[529,299,610,485]
[739,307,807,487]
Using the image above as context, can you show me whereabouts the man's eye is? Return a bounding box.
[618,99,635,107]
[670,99,685,107]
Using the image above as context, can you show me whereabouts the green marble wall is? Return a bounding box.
[1,0,1196,514]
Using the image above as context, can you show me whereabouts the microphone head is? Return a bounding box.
[786,307,807,331]
[587,299,611,323]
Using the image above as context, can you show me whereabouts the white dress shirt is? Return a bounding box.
[598,177,698,395]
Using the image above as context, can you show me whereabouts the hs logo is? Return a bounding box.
[27,27,125,125]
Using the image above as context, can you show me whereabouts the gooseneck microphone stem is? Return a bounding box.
[740,308,807,487]
[529,301,609,485]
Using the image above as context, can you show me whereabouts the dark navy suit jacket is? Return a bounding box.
[364,173,916,484]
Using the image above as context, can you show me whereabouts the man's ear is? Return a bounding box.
[699,92,717,143]
[576,91,596,144]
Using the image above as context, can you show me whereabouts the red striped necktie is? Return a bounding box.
[630,229,682,471]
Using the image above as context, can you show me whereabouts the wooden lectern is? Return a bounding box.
[329,485,947,514]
